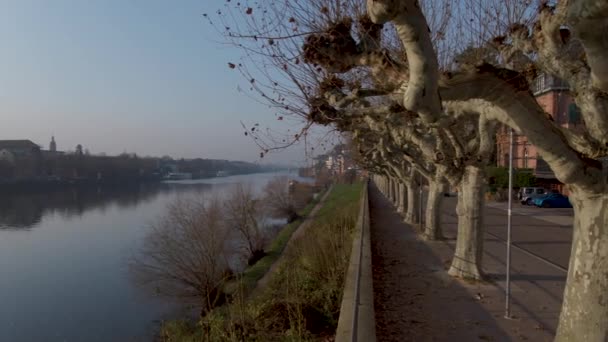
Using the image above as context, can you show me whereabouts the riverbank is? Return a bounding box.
[222,186,330,299]
[161,182,364,341]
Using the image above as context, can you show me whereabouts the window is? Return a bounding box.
[568,103,581,124]
[535,74,546,93]
[523,148,528,168]
[525,189,533,194]
[536,188,545,194]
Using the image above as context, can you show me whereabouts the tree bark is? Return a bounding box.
[423,180,445,240]
[393,180,400,207]
[397,182,406,213]
[404,181,419,224]
[388,178,395,204]
[555,188,608,342]
[448,166,485,280]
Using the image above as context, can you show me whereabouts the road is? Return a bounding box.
[438,197,573,334]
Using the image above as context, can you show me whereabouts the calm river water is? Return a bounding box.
[0,171,307,342]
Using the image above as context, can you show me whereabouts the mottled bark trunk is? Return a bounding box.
[394,179,400,208]
[388,178,396,204]
[404,182,419,224]
[448,166,485,280]
[423,180,445,240]
[555,189,608,342]
[397,182,406,213]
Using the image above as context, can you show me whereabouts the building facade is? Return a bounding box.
[496,73,583,192]
[0,140,43,179]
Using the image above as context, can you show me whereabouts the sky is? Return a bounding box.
[0,0,324,165]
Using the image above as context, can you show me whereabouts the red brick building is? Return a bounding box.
[496,73,584,192]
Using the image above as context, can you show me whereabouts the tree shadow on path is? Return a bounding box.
[369,182,512,342]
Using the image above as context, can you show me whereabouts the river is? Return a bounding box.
[0,171,309,342]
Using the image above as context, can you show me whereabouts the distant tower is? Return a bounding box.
[76,144,83,155]
[49,136,57,152]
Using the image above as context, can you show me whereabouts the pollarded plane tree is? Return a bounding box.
[353,126,424,222]
[491,2,608,340]
[310,67,498,279]
[362,0,608,340]
[216,0,608,338]
[211,0,452,155]
[354,112,439,229]
[215,0,494,279]
[209,1,384,155]
[379,135,446,238]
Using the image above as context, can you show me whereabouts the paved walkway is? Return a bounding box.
[370,182,562,341]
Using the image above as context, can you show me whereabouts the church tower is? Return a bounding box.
[50,136,57,152]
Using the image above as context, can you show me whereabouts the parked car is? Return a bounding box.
[533,193,573,208]
[519,187,547,205]
[443,191,458,197]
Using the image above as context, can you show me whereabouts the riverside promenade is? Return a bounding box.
[369,182,568,341]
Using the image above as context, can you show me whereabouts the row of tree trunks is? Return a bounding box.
[404,181,419,224]
[373,168,485,281]
[423,180,445,240]
[447,166,485,280]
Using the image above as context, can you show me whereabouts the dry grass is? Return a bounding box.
[161,182,363,341]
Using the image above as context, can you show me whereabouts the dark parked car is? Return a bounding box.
[533,193,573,208]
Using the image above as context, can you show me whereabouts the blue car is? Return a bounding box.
[533,193,572,208]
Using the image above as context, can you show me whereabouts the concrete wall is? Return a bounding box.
[336,181,376,342]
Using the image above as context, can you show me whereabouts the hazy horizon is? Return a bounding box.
[0,0,331,164]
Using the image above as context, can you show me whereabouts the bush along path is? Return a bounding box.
[162,182,364,341]
[221,187,330,301]
[250,184,334,294]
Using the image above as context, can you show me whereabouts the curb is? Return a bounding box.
[336,180,376,342]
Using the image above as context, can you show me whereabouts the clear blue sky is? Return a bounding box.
[0,0,317,164]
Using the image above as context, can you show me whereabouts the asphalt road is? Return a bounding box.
[437,197,573,334]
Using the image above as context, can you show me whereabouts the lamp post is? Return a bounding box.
[505,128,514,318]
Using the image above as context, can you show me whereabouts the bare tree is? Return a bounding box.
[224,183,268,265]
[216,0,608,338]
[130,196,231,315]
[263,176,299,223]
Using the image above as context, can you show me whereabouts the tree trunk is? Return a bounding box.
[397,182,406,213]
[448,166,485,280]
[423,180,445,240]
[387,178,394,203]
[404,181,420,224]
[393,180,400,207]
[555,189,608,342]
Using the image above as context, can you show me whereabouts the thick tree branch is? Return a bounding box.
[567,0,608,93]
[367,0,442,123]
[497,3,608,145]
[441,79,600,191]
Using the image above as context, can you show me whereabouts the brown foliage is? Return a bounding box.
[130,196,231,313]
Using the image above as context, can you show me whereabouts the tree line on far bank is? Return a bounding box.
[0,152,279,184]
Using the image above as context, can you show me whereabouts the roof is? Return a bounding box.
[0,140,40,150]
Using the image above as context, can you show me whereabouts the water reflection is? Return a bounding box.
[0,182,214,230]
[0,172,312,342]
